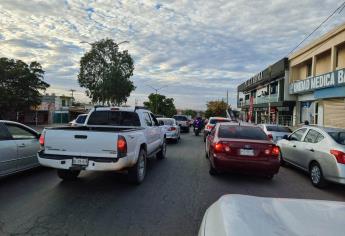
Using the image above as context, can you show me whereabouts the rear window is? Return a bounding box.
[266,126,291,132]
[76,115,87,124]
[218,126,268,140]
[210,119,229,125]
[328,132,345,145]
[173,116,187,121]
[159,119,174,125]
[87,111,140,126]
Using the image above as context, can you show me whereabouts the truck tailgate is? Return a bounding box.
[44,129,118,158]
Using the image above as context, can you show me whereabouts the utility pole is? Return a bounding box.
[70,89,76,104]
[226,89,229,107]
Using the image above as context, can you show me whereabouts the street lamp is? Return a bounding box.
[79,40,130,46]
[147,85,168,114]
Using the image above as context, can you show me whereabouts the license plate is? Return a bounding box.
[240,149,254,156]
[72,157,88,166]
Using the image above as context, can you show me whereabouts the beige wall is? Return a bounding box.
[289,23,345,82]
[315,50,331,76]
[337,43,345,69]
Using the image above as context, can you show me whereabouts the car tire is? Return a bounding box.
[309,162,327,188]
[57,169,80,181]
[156,139,167,160]
[128,149,147,185]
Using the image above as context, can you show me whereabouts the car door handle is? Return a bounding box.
[292,145,296,148]
[18,144,26,148]
[309,149,314,152]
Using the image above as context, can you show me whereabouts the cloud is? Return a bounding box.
[0,0,344,110]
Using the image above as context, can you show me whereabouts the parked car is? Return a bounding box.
[38,106,166,184]
[257,124,292,143]
[204,117,232,142]
[205,123,280,179]
[199,194,345,236]
[69,114,87,127]
[0,120,41,177]
[157,118,180,142]
[277,126,345,188]
[172,115,189,132]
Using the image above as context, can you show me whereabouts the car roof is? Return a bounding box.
[259,124,288,127]
[157,118,174,120]
[305,125,345,132]
[218,122,256,127]
[209,117,229,120]
[92,106,149,112]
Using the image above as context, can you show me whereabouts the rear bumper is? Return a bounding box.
[166,131,179,139]
[325,164,345,185]
[213,154,280,175]
[37,151,131,171]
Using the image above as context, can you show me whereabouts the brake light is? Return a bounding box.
[330,150,345,164]
[206,125,213,130]
[267,133,273,140]
[272,146,280,156]
[117,136,127,158]
[39,133,45,146]
[169,127,177,131]
[214,142,231,153]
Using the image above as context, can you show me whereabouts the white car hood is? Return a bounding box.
[200,194,345,236]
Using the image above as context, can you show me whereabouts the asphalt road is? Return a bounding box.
[1,131,345,236]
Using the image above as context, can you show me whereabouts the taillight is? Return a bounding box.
[169,127,177,131]
[206,125,213,130]
[267,133,273,140]
[264,146,279,157]
[330,150,345,164]
[117,136,127,158]
[214,142,231,153]
[39,133,45,146]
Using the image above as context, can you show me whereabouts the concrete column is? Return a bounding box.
[331,45,337,71]
[311,56,316,76]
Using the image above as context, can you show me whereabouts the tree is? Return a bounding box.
[0,57,49,117]
[205,100,228,118]
[182,109,197,118]
[143,93,177,117]
[78,39,135,105]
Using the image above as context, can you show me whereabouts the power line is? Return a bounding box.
[287,1,345,56]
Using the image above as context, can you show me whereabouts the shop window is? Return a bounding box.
[300,101,316,124]
[62,100,66,107]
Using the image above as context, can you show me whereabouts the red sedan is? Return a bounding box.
[205,123,280,179]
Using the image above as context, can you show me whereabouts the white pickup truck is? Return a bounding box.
[37,106,166,184]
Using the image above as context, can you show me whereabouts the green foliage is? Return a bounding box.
[78,39,135,105]
[143,93,177,117]
[205,100,228,118]
[182,109,197,118]
[0,57,49,116]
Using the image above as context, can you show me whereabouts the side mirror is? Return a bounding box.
[283,135,289,140]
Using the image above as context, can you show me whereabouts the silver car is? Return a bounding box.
[258,124,292,143]
[0,120,41,177]
[157,118,181,143]
[277,126,345,187]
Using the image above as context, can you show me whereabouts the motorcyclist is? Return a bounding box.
[193,117,204,129]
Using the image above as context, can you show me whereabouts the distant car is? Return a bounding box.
[199,194,345,236]
[205,123,280,179]
[203,117,232,142]
[0,120,41,177]
[172,115,189,132]
[69,114,87,127]
[257,124,292,143]
[157,118,180,142]
[277,126,345,188]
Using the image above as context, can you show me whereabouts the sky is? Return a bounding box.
[0,0,344,110]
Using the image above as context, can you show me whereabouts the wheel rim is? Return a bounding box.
[311,165,321,184]
[138,153,146,180]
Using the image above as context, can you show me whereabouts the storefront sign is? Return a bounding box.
[289,68,345,94]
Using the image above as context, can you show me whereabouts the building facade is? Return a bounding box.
[237,58,295,126]
[289,23,345,128]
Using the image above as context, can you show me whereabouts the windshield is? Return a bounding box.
[173,116,188,121]
[266,126,291,132]
[218,126,268,140]
[87,111,140,126]
[328,132,345,145]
